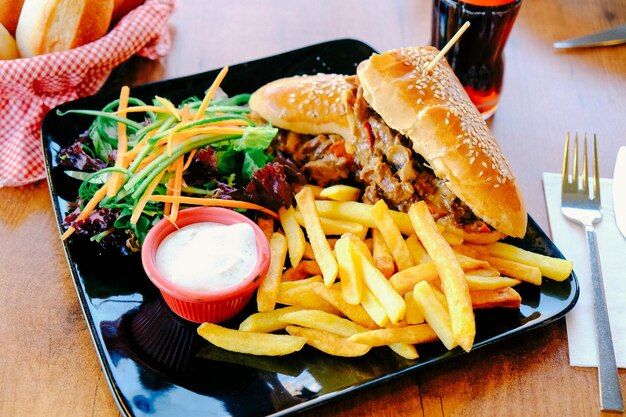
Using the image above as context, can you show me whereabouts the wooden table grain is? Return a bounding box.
[1,0,625,416]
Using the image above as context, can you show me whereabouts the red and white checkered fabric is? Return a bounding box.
[0,0,176,187]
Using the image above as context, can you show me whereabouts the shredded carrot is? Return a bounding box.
[155,96,181,121]
[180,103,191,121]
[205,119,252,127]
[163,175,174,216]
[108,86,130,197]
[147,126,244,152]
[122,130,155,162]
[148,195,279,219]
[169,157,185,222]
[135,153,159,173]
[194,66,229,120]
[130,170,167,225]
[61,184,109,240]
[182,149,197,171]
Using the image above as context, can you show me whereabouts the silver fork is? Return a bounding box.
[561,133,624,412]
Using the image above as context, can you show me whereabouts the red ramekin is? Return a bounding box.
[141,207,271,323]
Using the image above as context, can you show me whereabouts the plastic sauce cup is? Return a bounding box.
[141,207,271,323]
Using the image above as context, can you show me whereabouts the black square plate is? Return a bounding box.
[42,39,578,417]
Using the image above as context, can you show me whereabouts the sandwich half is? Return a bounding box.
[249,46,527,240]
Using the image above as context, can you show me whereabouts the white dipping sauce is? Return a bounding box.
[155,222,258,292]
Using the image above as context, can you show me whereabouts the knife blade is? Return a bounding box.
[553,24,626,49]
[614,146,626,239]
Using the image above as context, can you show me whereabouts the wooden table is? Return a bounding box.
[2,0,625,416]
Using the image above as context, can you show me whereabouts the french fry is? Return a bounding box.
[361,285,389,327]
[468,267,501,277]
[257,216,274,241]
[303,242,316,260]
[279,275,323,291]
[471,287,522,309]
[314,200,414,235]
[404,291,425,324]
[388,343,419,360]
[239,306,304,333]
[303,239,337,260]
[465,274,521,291]
[389,262,440,295]
[429,284,449,311]
[486,242,574,281]
[347,323,438,346]
[485,257,542,285]
[334,235,363,305]
[285,325,371,357]
[257,233,288,312]
[364,237,373,253]
[463,230,506,244]
[389,255,489,295]
[279,309,367,337]
[454,243,490,257]
[198,323,306,356]
[354,248,406,324]
[455,253,491,270]
[294,183,324,198]
[294,210,367,237]
[310,282,378,329]
[277,283,341,314]
[319,184,361,201]
[281,267,307,282]
[409,202,474,352]
[371,200,415,271]
[412,281,457,350]
[279,206,306,267]
[372,228,396,278]
[455,244,543,285]
[295,187,338,286]
[405,234,431,264]
[347,233,374,263]
[281,260,322,282]
[441,231,464,246]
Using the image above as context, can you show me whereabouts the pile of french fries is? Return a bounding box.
[197,185,574,359]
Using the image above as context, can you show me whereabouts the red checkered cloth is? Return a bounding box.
[0,0,176,187]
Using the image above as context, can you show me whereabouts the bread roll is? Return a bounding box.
[0,0,24,35]
[356,46,526,238]
[0,22,18,60]
[249,74,356,140]
[16,0,114,58]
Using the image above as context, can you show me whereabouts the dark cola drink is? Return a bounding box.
[431,0,522,119]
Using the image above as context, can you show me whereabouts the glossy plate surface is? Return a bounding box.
[42,39,579,417]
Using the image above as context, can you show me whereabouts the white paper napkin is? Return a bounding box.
[543,172,626,368]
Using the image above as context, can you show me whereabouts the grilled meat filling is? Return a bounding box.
[274,130,356,187]
[346,85,488,232]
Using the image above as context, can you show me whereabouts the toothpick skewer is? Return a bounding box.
[425,21,471,72]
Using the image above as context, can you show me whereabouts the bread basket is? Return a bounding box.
[0,0,176,187]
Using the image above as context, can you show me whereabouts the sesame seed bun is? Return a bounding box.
[249,74,356,139]
[356,46,526,238]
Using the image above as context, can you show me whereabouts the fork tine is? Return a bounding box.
[593,133,600,201]
[562,132,570,189]
[582,133,589,195]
